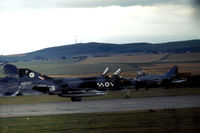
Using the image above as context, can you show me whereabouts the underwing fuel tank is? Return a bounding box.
[58,90,107,97]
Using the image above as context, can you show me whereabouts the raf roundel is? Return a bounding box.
[29,72,35,78]
[105,82,110,87]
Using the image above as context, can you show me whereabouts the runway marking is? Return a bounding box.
[0,95,200,118]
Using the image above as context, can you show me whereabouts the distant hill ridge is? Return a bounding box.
[0,39,200,62]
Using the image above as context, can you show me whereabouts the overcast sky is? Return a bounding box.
[0,0,199,55]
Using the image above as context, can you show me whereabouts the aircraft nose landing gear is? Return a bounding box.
[125,90,130,99]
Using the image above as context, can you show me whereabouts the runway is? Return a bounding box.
[1,95,200,118]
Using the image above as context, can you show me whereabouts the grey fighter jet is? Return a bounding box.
[134,66,186,90]
[0,64,21,97]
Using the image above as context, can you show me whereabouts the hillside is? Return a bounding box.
[0,39,200,62]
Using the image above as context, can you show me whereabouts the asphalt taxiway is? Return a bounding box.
[0,95,200,117]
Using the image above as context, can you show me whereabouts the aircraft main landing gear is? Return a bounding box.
[71,97,82,102]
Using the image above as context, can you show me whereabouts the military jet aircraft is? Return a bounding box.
[17,66,134,101]
[134,66,186,90]
[0,64,46,97]
[0,64,21,97]
[0,64,134,100]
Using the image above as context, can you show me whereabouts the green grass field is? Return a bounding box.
[0,107,200,133]
[1,87,200,105]
[80,54,167,64]
[12,60,140,75]
[160,53,200,62]
[7,53,199,76]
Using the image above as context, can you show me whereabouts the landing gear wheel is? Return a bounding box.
[71,97,82,102]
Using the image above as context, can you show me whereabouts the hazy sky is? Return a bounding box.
[0,0,199,55]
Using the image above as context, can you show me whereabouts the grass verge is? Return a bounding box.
[0,107,200,133]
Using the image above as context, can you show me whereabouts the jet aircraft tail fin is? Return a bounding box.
[3,64,18,78]
[165,66,178,77]
[136,70,146,77]
[103,67,110,76]
[113,68,122,76]
[18,68,52,81]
